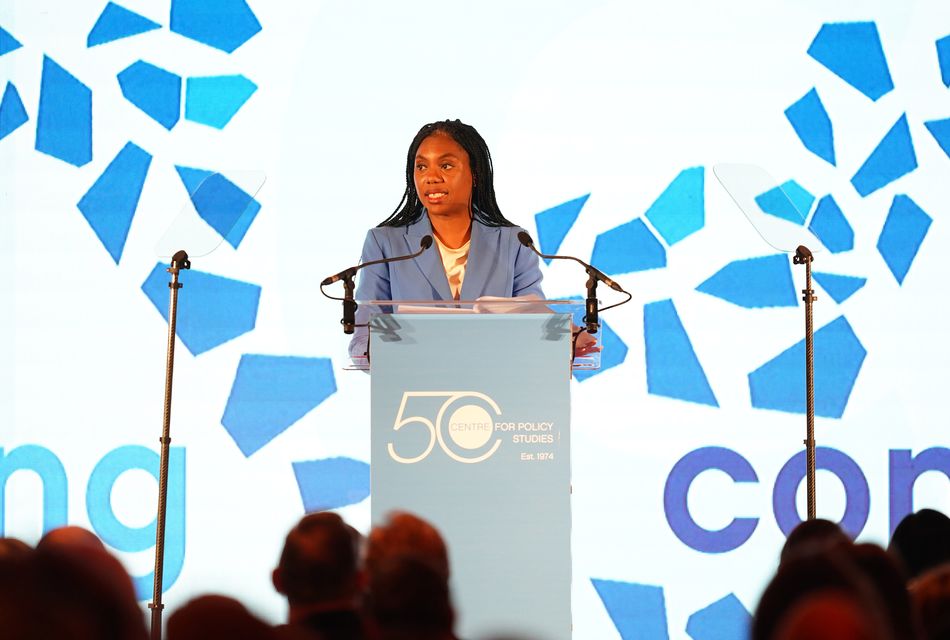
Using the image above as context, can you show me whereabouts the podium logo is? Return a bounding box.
[388,392,503,464]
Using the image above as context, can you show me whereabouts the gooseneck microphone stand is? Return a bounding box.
[793,245,818,520]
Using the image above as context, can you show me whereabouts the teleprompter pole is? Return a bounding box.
[793,245,817,520]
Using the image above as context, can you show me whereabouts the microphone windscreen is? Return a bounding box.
[517,231,534,248]
[420,235,434,250]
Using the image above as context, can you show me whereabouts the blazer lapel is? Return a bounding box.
[406,215,453,300]
[459,222,500,300]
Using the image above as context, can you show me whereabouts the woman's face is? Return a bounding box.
[413,132,473,219]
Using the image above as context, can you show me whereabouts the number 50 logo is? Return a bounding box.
[388,391,503,464]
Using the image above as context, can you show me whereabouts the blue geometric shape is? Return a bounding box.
[141,264,261,356]
[644,299,718,407]
[170,0,262,53]
[645,167,705,246]
[292,457,370,512]
[924,118,950,160]
[876,194,932,285]
[591,578,669,640]
[591,218,666,275]
[754,180,814,224]
[35,56,92,167]
[696,254,797,309]
[807,22,894,101]
[851,114,917,197]
[0,82,28,141]
[117,61,182,130]
[221,355,337,457]
[785,88,836,166]
[87,2,160,47]
[938,35,950,88]
[749,315,867,418]
[0,25,23,56]
[807,195,853,254]
[813,272,866,304]
[77,142,152,264]
[184,75,257,129]
[686,593,751,640]
[574,320,628,382]
[534,194,589,265]
[175,166,261,248]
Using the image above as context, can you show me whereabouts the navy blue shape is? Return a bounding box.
[170,0,262,53]
[176,166,261,248]
[924,118,950,160]
[938,35,950,88]
[785,88,836,165]
[877,194,932,285]
[808,195,853,254]
[0,82,28,140]
[0,25,22,56]
[807,22,894,101]
[851,114,917,197]
[184,75,257,129]
[749,315,866,418]
[87,2,161,47]
[534,194,588,265]
[813,272,866,304]
[141,264,261,356]
[35,56,92,167]
[686,593,751,640]
[591,578,669,640]
[574,320,628,382]
[591,218,666,275]
[755,180,814,224]
[118,61,181,130]
[696,254,797,309]
[221,355,337,457]
[293,457,370,512]
[644,300,718,407]
[77,142,152,264]
[645,167,705,246]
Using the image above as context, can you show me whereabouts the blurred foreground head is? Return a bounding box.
[365,511,450,581]
[888,509,950,580]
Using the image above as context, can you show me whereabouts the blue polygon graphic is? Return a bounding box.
[938,35,950,88]
[176,166,261,248]
[592,578,669,640]
[35,56,92,167]
[185,75,257,129]
[924,118,950,160]
[645,167,705,246]
[77,142,152,264]
[170,0,262,53]
[0,82,28,141]
[749,315,866,418]
[591,218,666,274]
[221,355,337,457]
[292,457,370,512]
[807,22,894,101]
[141,263,261,356]
[534,194,588,265]
[808,195,853,254]
[785,88,836,166]
[813,272,866,304]
[877,194,932,285]
[117,61,182,130]
[754,180,814,224]
[686,593,751,640]
[696,254,797,309]
[0,25,22,56]
[851,114,917,197]
[574,320,628,382]
[87,2,160,47]
[644,299,718,407]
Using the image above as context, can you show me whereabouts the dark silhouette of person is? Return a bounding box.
[889,509,950,580]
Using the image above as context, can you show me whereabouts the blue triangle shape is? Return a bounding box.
[755,180,814,224]
[185,75,258,129]
[534,194,588,265]
[813,272,866,304]
[645,166,705,246]
[807,22,894,101]
[0,25,23,56]
[938,35,950,88]
[0,82,29,140]
[87,2,160,47]
[644,299,719,407]
[176,165,214,196]
[785,88,836,166]
[924,118,950,160]
[851,114,918,197]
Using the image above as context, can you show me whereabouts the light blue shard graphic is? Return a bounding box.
[221,355,337,457]
[591,578,670,640]
[574,320,628,382]
[118,61,181,130]
[87,2,160,47]
[938,35,950,88]
[35,56,92,167]
[645,167,705,246]
[293,457,370,512]
[696,254,797,309]
[851,114,917,197]
[813,272,866,304]
[808,195,853,254]
[591,218,666,274]
[749,315,866,418]
[785,88,836,166]
[807,22,894,101]
[686,593,751,640]
[534,193,588,264]
[185,75,257,129]
[76,142,152,264]
[1,25,23,56]
[176,166,261,248]
[754,180,814,224]
[877,194,932,285]
[924,118,950,160]
[644,299,718,407]
[141,263,260,356]
[170,0,262,53]
[0,82,28,140]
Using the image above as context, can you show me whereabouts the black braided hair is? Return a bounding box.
[377,119,514,228]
